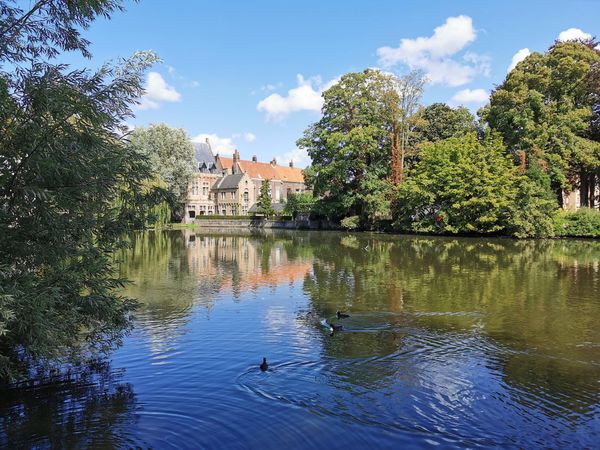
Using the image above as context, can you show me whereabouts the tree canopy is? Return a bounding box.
[0,0,159,382]
[128,124,195,220]
[393,133,556,237]
[298,69,399,226]
[483,40,600,206]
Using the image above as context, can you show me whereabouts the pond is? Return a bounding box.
[2,230,600,449]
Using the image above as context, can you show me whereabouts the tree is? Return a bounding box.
[386,70,426,184]
[128,124,195,220]
[283,192,315,219]
[393,133,555,237]
[298,69,396,227]
[257,179,275,217]
[0,0,159,382]
[413,103,477,144]
[483,40,600,206]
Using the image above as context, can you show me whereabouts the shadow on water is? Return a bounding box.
[0,362,140,449]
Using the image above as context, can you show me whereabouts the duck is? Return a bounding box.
[260,357,268,371]
[336,310,350,319]
[327,321,343,333]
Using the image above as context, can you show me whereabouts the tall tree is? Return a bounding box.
[257,179,275,217]
[128,124,195,220]
[483,40,600,206]
[386,70,426,184]
[298,69,396,226]
[0,0,158,382]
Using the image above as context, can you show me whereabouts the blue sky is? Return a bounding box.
[72,0,599,167]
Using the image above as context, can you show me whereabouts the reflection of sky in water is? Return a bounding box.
[3,230,599,449]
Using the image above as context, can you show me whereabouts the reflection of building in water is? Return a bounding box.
[184,231,311,297]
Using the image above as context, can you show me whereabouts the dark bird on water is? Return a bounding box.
[260,357,268,371]
[327,321,343,334]
[336,310,350,319]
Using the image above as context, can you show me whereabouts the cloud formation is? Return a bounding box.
[376,15,489,86]
[558,28,592,42]
[192,131,257,155]
[137,72,181,110]
[257,74,334,122]
[276,147,311,169]
[451,88,488,105]
[191,133,236,156]
[507,48,531,72]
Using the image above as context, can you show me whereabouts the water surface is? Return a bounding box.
[2,230,600,448]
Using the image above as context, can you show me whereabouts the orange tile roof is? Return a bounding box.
[217,156,305,183]
[217,156,233,170]
[273,165,304,183]
[237,160,279,180]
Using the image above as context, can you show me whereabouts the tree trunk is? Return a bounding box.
[589,173,596,208]
[390,126,401,185]
[580,171,589,207]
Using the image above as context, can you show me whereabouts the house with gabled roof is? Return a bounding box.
[184,142,308,221]
[184,139,221,220]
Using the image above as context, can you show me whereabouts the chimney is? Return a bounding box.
[252,155,257,162]
[270,158,277,166]
[205,137,211,150]
[233,149,240,163]
[289,160,294,168]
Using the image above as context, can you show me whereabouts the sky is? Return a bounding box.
[66,0,600,167]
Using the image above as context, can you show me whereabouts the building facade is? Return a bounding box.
[183,143,307,222]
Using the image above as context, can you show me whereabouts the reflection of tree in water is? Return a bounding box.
[0,362,137,448]
[301,233,600,420]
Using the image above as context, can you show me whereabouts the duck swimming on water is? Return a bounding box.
[260,357,268,371]
[327,321,343,333]
[336,310,350,319]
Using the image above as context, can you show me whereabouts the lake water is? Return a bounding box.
[1,230,600,449]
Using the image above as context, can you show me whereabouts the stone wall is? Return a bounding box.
[188,218,341,230]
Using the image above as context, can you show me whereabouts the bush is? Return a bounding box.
[554,208,600,237]
[341,215,360,230]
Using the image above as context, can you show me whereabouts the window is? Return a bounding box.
[191,180,199,195]
[243,191,249,202]
[188,210,196,218]
[222,209,226,215]
[231,191,235,199]
[275,187,280,201]
[202,184,208,196]
[220,192,225,199]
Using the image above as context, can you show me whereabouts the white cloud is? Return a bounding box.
[257,74,327,122]
[276,147,311,169]
[558,28,592,42]
[137,72,181,110]
[507,48,531,73]
[451,88,488,105]
[376,15,489,87]
[244,132,256,143]
[191,133,236,156]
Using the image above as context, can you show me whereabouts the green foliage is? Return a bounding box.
[484,41,600,199]
[393,133,555,237]
[257,180,275,217]
[128,124,195,220]
[414,103,477,143]
[298,69,397,225]
[283,193,315,219]
[554,208,600,237]
[0,0,159,382]
[340,215,360,231]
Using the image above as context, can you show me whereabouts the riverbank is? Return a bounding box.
[167,218,342,231]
